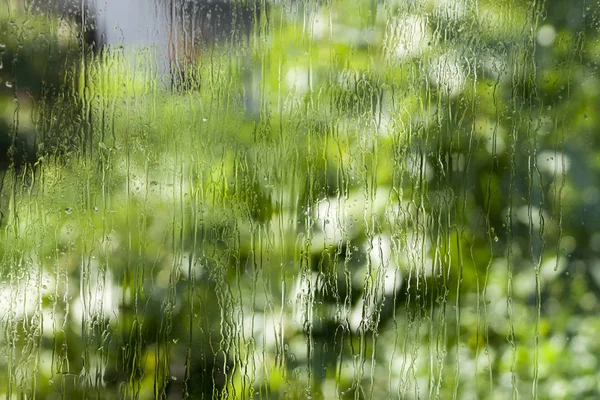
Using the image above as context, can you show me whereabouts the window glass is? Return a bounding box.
[0,0,594,398]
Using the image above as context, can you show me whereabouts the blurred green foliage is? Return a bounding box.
[1,0,600,399]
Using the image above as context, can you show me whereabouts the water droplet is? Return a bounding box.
[493,236,499,242]
[64,208,72,215]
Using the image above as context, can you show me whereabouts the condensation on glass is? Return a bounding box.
[0,0,594,398]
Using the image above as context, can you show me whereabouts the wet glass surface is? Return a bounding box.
[0,0,598,398]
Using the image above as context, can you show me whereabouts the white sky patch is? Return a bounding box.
[336,25,371,45]
[480,52,509,80]
[316,198,344,242]
[382,264,403,296]
[541,256,567,281]
[406,154,435,182]
[285,66,311,94]
[291,271,319,327]
[537,150,571,175]
[537,24,557,47]
[434,0,467,21]
[396,230,434,277]
[242,312,279,352]
[429,52,466,96]
[387,14,430,60]
[513,269,537,299]
[348,297,379,332]
[311,15,328,40]
[0,282,38,322]
[515,205,548,231]
[71,260,119,328]
[0,263,56,325]
[385,199,420,230]
[369,234,393,269]
[175,252,206,282]
[367,234,403,295]
[42,308,62,338]
[314,188,391,247]
[476,117,507,155]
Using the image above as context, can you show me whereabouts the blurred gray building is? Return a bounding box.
[35,0,259,91]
